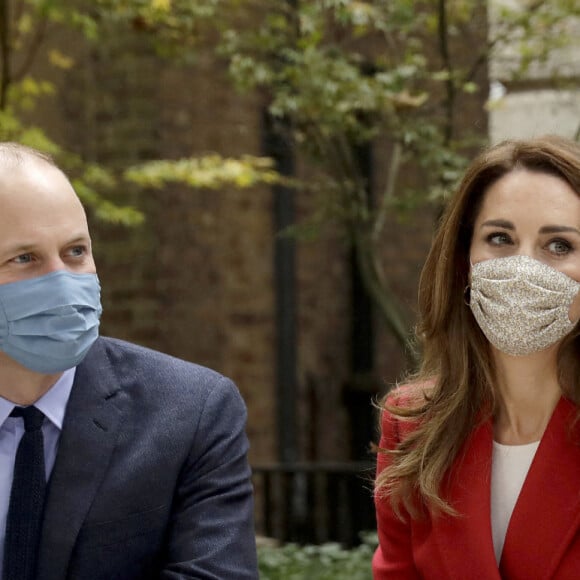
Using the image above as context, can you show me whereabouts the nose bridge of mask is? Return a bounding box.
[0,271,100,315]
[473,259,580,315]
[472,255,580,289]
[0,271,101,335]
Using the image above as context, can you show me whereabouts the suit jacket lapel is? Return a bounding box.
[500,396,580,579]
[435,420,502,578]
[37,338,125,580]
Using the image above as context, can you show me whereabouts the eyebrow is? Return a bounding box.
[0,243,36,256]
[480,219,514,230]
[539,225,580,235]
[479,220,580,235]
[0,235,91,256]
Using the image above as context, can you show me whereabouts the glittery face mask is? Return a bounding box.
[469,255,580,356]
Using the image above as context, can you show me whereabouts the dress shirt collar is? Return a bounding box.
[0,368,76,430]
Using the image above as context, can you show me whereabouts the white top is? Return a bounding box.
[491,440,540,563]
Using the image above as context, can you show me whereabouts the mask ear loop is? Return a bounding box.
[464,260,474,306]
[464,285,471,306]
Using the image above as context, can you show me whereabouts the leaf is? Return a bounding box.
[462,81,479,94]
[49,50,75,69]
[150,0,172,11]
[72,180,145,226]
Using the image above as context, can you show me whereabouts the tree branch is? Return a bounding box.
[13,16,49,81]
[372,141,401,242]
[353,228,416,359]
[437,0,455,145]
[0,0,11,109]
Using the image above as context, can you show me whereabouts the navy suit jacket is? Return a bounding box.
[36,337,258,579]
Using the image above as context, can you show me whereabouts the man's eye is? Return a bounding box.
[12,254,32,264]
[486,232,512,246]
[69,246,87,257]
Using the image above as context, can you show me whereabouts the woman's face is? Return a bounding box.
[469,168,580,320]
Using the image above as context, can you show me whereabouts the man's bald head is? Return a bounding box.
[0,142,81,207]
[0,142,95,286]
[0,142,75,199]
[0,142,58,169]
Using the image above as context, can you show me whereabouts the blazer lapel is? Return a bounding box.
[435,420,502,579]
[37,338,125,580]
[500,397,580,579]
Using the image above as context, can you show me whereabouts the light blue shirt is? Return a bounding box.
[0,368,75,576]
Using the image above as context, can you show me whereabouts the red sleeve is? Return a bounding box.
[372,404,421,579]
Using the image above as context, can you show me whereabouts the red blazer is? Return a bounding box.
[373,395,580,579]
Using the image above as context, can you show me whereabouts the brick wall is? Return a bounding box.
[27,9,488,468]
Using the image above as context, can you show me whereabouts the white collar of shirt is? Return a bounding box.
[0,368,76,430]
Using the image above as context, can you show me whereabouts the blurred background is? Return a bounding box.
[1,0,578,562]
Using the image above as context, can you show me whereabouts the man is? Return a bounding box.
[0,143,258,579]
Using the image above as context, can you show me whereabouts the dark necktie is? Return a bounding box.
[3,406,46,580]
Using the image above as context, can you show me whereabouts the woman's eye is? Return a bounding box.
[486,232,512,246]
[547,239,572,255]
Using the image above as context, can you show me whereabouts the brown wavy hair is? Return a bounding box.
[376,135,580,517]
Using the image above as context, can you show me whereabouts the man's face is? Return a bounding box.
[0,161,96,285]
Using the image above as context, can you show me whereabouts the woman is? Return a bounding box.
[373,135,580,579]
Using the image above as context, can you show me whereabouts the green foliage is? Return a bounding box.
[214,0,491,348]
[0,0,280,226]
[0,110,60,154]
[221,1,436,155]
[124,155,281,189]
[491,0,580,79]
[87,0,222,57]
[71,178,145,226]
[258,533,378,580]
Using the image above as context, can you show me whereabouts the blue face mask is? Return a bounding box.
[0,270,102,373]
